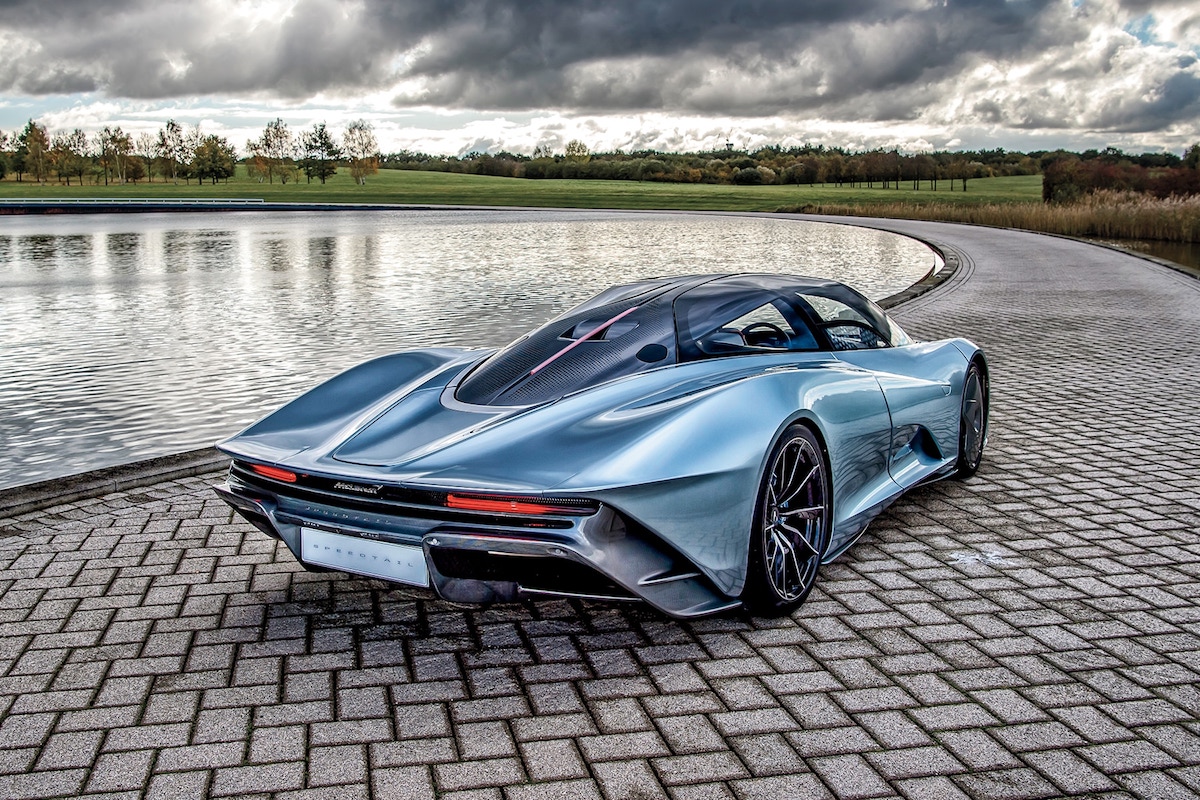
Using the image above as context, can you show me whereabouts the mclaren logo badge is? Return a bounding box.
[333,481,383,496]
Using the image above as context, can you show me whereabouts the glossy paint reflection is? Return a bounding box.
[0,209,937,488]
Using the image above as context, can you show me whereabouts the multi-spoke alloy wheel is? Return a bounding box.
[745,424,830,614]
[954,361,988,477]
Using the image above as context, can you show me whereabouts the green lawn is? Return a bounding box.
[0,168,1043,211]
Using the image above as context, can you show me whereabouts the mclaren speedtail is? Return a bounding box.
[215,273,988,618]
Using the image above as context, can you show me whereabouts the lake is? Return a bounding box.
[0,209,939,489]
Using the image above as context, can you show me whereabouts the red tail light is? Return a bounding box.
[249,463,298,483]
[445,493,595,516]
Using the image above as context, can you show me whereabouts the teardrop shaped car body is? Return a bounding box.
[215,274,987,618]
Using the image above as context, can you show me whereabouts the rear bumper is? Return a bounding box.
[214,474,739,618]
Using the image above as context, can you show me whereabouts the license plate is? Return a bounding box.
[301,527,429,587]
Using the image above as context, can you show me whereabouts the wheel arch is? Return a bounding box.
[742,414,834,613]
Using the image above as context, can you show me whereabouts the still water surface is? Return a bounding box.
[0,209,938,489]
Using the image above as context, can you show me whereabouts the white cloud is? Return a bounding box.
[1,0,1197,154]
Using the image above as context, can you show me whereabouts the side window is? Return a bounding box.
[695,300,819,355]
[800,294,872,326]
[823,323,888,351]
[799,293,891,351]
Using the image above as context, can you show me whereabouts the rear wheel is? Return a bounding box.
[954,360,988,477]
[743,424,830,615]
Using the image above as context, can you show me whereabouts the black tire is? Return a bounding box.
[743,423,831,615]
[953,360,988,478]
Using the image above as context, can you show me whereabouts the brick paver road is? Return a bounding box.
[1,219,1198,800]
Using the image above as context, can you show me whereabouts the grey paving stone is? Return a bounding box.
[894,776,970,800]
[853,711,933,749]
[454,720,516,759]
[1077,739,1180,773]
[808,754,894,799]
[155,741,245,772]
[1022,749,1118,794]
[653,751,749,785]
[0,769,87,800]
[249,724,306,763]
[936,729,1022,771]
[506,778,603,800]
[35,730,103,769]
[144,770,210,800]
[950,767,1056,800]
[1116,770,1200,799]
[590,698,654,734]
[0,712,55,747]
[0,747,37,776]
[210,762,305,796]
[864,745,967,780]
[308,744,368,786]
[370,765,434,800]
[990,721,1086,752]
[519,738,590,781]
[671,783,739,800]
[729,733,804,778]
[655,714,728,754]
[578,731,672,762]
[84,750,154,793]
[434,756,525,792]
[733,772,834,800]
[591,758,665,800]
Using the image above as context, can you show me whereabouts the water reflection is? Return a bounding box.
[0,209,938,489]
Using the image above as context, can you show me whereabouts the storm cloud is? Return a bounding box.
[1,0,1198,150]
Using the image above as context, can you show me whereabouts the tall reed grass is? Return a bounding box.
[778,191,1200,243]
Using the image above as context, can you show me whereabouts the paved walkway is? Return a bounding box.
[1,220,1198,800]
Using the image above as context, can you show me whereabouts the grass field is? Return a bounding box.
[0,167,1044,211]
[7,170,1194,246]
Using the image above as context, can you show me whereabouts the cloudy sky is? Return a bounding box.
[1,0,1198,157]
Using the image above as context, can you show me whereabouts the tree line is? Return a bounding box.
[382,141,1023,191]
[1041,146,1200,202]
[382,141,1200,197]
[0,118,380,186]
[2,116,1197,202]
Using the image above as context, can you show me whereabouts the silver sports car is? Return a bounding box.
[215,273,988,618]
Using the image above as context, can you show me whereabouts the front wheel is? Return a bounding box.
[953,360,988,478]
[743,424,831,615]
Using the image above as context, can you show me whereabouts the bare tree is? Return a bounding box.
[181,125,205,183]
[134,132,156,183]
[51,131,87,185]
[110,127,132,184]
[94,126,132,184]
[247,118,296,184]
[564,139,590,163]
[157,119,187,184]
[64,129,91,185]
[244,138,268,183]
[343,119,379,186]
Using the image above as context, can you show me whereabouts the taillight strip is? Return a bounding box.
[446,493,595,516]
[248,463,298,483]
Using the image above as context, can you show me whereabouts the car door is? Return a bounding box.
[833,343,964,487]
